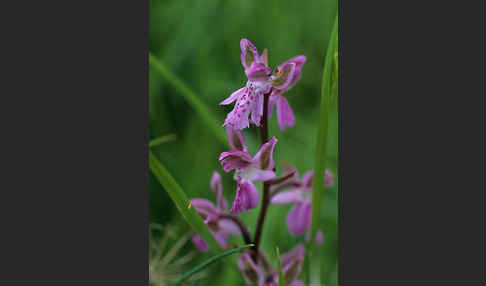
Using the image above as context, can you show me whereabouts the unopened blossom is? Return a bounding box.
[219,126,277,215]
[190,171,242,251]
[268,55,306,131]
[238,244,305,286]
[270,167,334,240]
[221,38,300,130]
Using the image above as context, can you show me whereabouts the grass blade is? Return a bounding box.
[149,133,177,148]
[149,52,227,145]
[307,14,338,285]
[276,246,286,286]
[149,150,221,251]
[171,244,254,286]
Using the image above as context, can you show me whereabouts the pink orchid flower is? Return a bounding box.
[221,39,303,130]
[190,171,242,251]
[219,126,277,215]
[271,167,334,241]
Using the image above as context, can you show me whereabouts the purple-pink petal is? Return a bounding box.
[223,103,251,130]
[301,170,314,189]
[276,95,295,131]
[251,93,264,126]
[240,182,260,210]
[226,126,248,152]
[212,230,229,249]
[223,88,256,130]
[280,55,306,89]
[287,202,311,236]
[240,38,259,70]
[245,62,271,82]
[270,189,303,205]
[248,169,275,182]
[267,90,279,119]
[192,235,208,252]
[230,182,260,215]
[210,171,228,211]
[219,150,253,162]
[221,157,250,172]
[281,244,305,283]
[260,48,269,67]
[271,62,296,91]
[190,198,219,218]
[220,87,246,105]
[230,187,243,215]
[281,244,305,267]
[218,218,242,235]
[253,136,278,170]
[219,151,253,172]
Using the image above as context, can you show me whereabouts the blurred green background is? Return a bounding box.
[149,0,338,285]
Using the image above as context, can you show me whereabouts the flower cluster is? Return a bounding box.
[221,39,306,131]
[189,39,336,285]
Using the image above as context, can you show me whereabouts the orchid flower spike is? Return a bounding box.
[190,171,243,251]
[238,244,305,286]
[221,39,304,131]
[219,126,277,215]
[270,167,334,239]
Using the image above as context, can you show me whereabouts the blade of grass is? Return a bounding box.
[149,150,221,251]
[276,246,286,286]
[149,52,227,145]
[307,14,338,286]
[149,133,177,148]
[171,244,254,286]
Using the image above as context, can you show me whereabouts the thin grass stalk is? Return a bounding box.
[149,52,227,145]
[149,150,221,251]
[171,244,254,286]
[306,14,338,285]
[149,133,177,148]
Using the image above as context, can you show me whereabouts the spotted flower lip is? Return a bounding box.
[190,171,242,251]
[270,167,334,237]
[238,244,305,286]
[222,39,304,131]
[219,127,277,215]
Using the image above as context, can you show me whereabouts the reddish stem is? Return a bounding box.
[252,93,271,262]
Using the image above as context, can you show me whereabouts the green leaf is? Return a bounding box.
[171,244,254,286]
[276,246,286,286]
[149,133,177,148]
[149,150,221,251]
[307,13,338,285]
[149,53,227,146]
